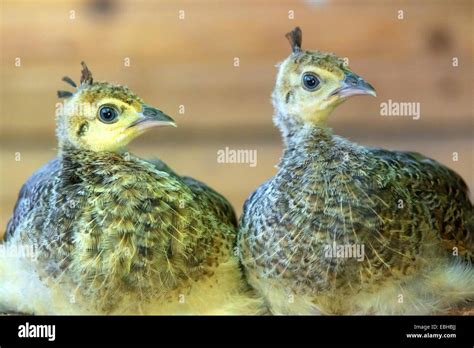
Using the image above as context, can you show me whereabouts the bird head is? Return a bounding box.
[272,27,376,132]
[56,62,176,152]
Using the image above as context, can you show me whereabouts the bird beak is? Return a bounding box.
[330,71,376,99]
[128,105,177,131]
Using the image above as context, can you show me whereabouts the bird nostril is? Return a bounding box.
[142,107,157,116]
[345,76,358,86]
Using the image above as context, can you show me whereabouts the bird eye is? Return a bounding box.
[98,105,119,124]
[302,72,320,91]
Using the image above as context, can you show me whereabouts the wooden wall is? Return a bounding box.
[1,0,473,236]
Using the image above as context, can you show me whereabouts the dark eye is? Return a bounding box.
[98,105,119,123]
[302,73,320,91]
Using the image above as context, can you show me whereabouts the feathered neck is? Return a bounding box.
[278,123,363,172]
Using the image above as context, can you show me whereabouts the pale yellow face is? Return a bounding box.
[58,92,175,152]
[273,50,376,127]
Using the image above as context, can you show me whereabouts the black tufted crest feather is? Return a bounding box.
[57,90,73,98]
[80,61,93,85]
[285,27,302,54]
[62,76,77,88]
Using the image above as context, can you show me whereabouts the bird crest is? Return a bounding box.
[57,61,93,98]
[285,26,302,54]
[80,61,93,85]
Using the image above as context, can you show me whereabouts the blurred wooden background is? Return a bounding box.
[0,0,473,238]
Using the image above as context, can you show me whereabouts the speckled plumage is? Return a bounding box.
[238,28,474,315]
[1,64,265,314]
